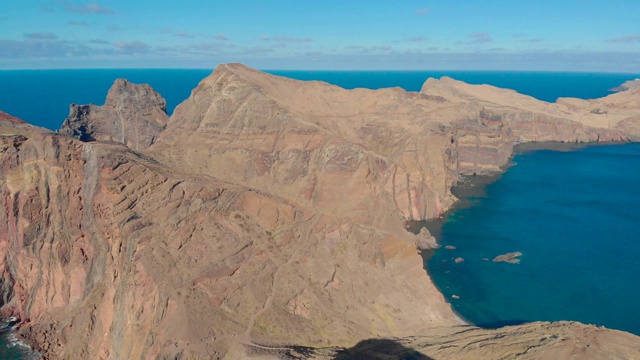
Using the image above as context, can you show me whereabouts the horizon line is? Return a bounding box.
[0,67,639,75]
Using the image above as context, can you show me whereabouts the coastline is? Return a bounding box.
[415,139,635,331]
[0,317,39,359]
[2,66,640,358]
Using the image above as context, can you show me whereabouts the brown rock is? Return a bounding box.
[493,251,523,264]
[58,79,168,150]
[454,257,465,264]
[0,110,25,124]
[415,227,438,250]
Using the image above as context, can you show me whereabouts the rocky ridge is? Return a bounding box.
[1,64,640,359]
[58,79,169,151]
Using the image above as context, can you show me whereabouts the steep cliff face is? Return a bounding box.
[58,79,169,151]
[1,112,455,359]
[1,67,640,359]
[420,77,630,176]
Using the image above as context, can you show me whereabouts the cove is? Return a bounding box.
[423,142,640,335]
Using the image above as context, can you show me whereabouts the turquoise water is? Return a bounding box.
[427,143,640,334]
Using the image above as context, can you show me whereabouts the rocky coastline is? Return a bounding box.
[1,64,640,359]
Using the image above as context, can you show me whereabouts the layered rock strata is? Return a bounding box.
[1,65,640,359]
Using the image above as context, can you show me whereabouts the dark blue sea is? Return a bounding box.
[426,142,640,335]
[0,69,639,357]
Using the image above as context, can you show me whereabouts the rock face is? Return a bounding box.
[1,65,640,359]
[58,79,168,151]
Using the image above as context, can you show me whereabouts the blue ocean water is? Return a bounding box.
[0,69,639,356]
[427,143,640,334]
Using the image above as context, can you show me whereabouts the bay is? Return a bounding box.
[426,143,640,335]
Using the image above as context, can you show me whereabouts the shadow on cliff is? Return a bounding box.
[332,338,434,360]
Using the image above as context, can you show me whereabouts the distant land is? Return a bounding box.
[1,64,640,359]
[610,78,640,92]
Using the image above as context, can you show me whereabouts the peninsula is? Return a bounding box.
[1,64,640,359]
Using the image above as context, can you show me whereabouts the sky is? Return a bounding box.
[0,0,639,71]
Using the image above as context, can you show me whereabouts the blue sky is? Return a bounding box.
[0,0,639,71]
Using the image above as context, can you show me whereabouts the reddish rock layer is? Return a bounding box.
[0,110,26,124]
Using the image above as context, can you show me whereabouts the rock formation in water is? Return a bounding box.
[493,251,522,264]
[2,64,640,359]
[58,79,168,151]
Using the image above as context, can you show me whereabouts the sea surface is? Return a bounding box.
[425,143,640,335]
[0,69,638,356]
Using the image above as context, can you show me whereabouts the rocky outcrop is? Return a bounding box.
[1,65,640,359]
[610,78,640,92]
[58,79,168,151]
[493,251,523,264]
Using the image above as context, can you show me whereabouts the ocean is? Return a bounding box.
[425,143,640,335]
[0,68,638,356]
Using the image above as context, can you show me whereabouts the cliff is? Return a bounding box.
[1,65,640,359]
[58,79,169,151]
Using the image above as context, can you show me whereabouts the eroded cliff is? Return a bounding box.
[2,65,640,359]
[58,79,169,151]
